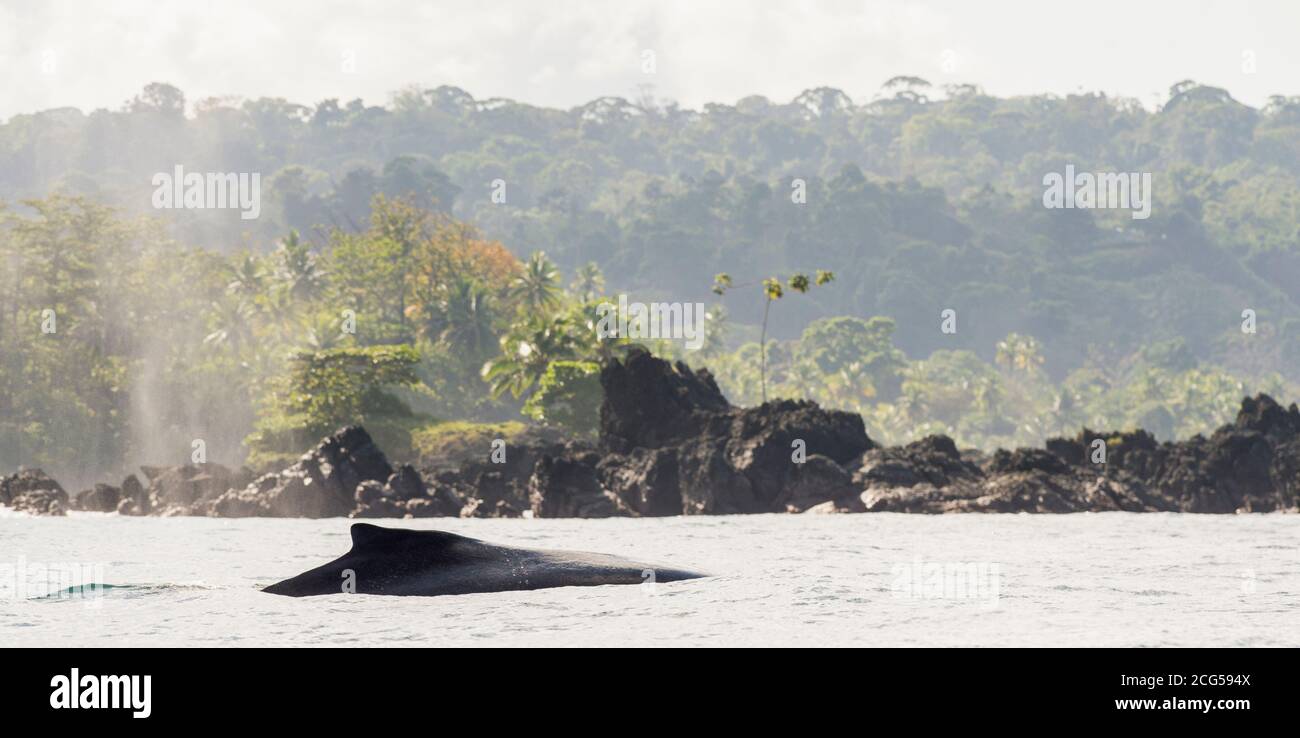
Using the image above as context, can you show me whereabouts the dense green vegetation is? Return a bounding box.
[8,80,1300,372]
[3,79,1300,481]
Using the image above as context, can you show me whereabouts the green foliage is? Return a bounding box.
[245,345,421,466]
[481,313,582,399]
[7,81,1300,385]
[570,262,605,303]
[13,80,1300,479]
[714,270,836,403]
[294,345,418,429]
[410,419,531,467]
[510,251,563,314]
[0,196,248,477]
[798,316,906,400]
[522,361,601,437]
[703,324,1291,449]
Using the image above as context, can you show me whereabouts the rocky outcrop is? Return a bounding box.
[116,474,149,515]
[352,463,448,518]
[398,349,871,518]
[207,426,394,518]
[425,439,575,518]
[855,435,981,490]
[861,395,1300,514]
[10,352,1300,518]
[0,469,69,516]
[140,464,252,515]
[529,449,626,518]
[523,349,873,517]
[599,350,731,453]
[74,483,121,513]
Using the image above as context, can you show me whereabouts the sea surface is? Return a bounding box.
[0,510,1295,647]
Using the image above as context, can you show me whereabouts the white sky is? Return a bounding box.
[1,0,1297,119]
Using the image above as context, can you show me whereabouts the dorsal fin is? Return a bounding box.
[350,523,402,548]
[348,523,476,550]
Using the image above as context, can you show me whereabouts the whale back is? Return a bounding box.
[347,523,480,557]
[263,523,705,597]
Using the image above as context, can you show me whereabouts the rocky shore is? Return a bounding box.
[4,349,1298,517]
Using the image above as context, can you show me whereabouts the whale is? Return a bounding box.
[263,523,707,597]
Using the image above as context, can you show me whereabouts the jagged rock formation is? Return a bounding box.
[861,395,1300,513]
[0,469,69,515]
[200,348,872,518]
[140,464,252,516]
[207,426,398,518]
[525,348,872,516]
[6,351,1299,517]
[73,483,122,513]
[424,439,575,518]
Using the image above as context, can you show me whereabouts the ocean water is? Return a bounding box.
[0,510,1295,647]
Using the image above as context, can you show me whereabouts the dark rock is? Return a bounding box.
[354,480,386,507]
[780,455,858,512]
[146,463,249,514]
[599,348,730,453]
[1234,394,1300,440]
[855,435,982,489]
[351,481,408,518]
[986,448,1071,476]
[507,349,877,516]
[677,438,756,514]
[860,393,1300,513]
[404,498,444,518]
[74,483,120,512]
[597,447,681,517]
[426,439,571,518]
[384,465,426,500]
[525,348,875,516]
[529,450,624,518]
[206,486,266,518]
[459,497,523,518]
[120,474,148,514]
[12,488,69,515]
[725,399,872,507]
[64,352,1300,517]
[1,469,69,516]
[208,426,392,518]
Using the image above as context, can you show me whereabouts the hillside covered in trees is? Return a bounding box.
[4,79,1300,484]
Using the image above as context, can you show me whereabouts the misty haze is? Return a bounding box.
[1,2,1297,666]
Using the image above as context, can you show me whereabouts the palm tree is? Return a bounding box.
[570,261,605,303]
[274,230,324,303]
[995,333,1045,374]
[300,311,351,351]
[260,287,301,344]
[712,270,834,404]
[226,253,266,299]
[203,296,257,351]
[481,314,579,398]
[572,300,633,362]
[438,279,497,360]
[510,251,562,314]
